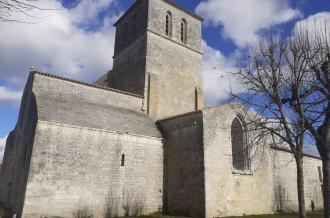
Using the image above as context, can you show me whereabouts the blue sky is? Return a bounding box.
[0,0,329,159]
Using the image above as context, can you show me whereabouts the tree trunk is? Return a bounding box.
[318,118,330,218]
[296,157,306,218]
[323,157,330,218]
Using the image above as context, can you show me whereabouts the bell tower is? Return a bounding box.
[106,0,204,120]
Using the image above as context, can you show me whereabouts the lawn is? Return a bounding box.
[123,216,188,218]
[226,212,323,218]
[123,211,323,218]
[123,215,189,218]
[227,212,323,218]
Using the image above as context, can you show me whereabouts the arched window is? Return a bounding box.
[231,116,249,171]
[165,12,172,37]
[121,153,125,167]
[180,19,187,44]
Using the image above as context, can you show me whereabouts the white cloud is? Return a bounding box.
[0,86,22,102]
[0,135,7,162]
[202,41,243,106]
[0,0,120,148]
[293,12,330,36]
[0,0,119,86]
[70,0,117,22]
[196,0,301,47]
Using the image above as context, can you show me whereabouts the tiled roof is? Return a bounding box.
[38,97,162,138]
[32,71,144,99]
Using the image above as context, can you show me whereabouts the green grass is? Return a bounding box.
[121,211,323,218]
[226,212,323,218]
[121,213,189,218]
[130,215,189,218]
[122,215,189,218]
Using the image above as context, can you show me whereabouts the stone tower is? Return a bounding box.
[105,0,204,119]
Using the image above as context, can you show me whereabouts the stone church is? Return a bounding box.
[0,0,324,218]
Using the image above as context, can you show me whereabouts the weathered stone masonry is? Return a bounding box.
[103,0,204,120]
[0,71,163,218]
[0,0,324,218]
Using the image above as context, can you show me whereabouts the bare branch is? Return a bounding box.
[0,0,59,23]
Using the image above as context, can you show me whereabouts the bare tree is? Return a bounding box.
[0,0,52,23]
[232,26,330,218]
[295,28,330,218]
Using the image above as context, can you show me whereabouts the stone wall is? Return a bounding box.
[22,121,163,218]
[158,112,205,218]
[146,0,203,120]
[109,35,147,96]
[107,0,204,120]
[0,72,163,218]
[109,0,148,96]
[0,1,324,217]
[114,0,148,57]
[145,31,203,120]
[201,104,323,218]
[272,148,323,212]
[202,105,274,218]
[148,0,202,52]
[0,74,38,217]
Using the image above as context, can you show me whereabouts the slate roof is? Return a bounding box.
[37,98,162,138]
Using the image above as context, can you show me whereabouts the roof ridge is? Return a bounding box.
[271,146,321,160]
[31,71,144,99]
[157,110,202,122]
[161,0,204,21]
[157,102,247,122]
[114,0,203,26]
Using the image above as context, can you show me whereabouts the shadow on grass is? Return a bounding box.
[225,211,323,218]
[121,212,190,218]
[122,211,324,218]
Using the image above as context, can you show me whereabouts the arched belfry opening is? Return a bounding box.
[104,0,203,120]
[231,116,249,171]
[180,18,187,44]
[165,11,172,37]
